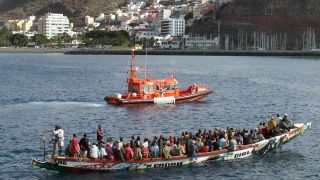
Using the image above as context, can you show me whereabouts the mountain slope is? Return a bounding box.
[0,0,125,25]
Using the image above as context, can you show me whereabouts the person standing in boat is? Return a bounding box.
[96,125,104,143]
[124,143,134,160]
[53,125,64,156]
[70,133,80,158]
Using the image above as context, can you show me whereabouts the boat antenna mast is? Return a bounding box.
[130,49,136,78]
[171,60,175,78]
[144,39,148,80]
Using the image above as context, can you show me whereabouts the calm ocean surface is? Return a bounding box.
[0,53,319,179]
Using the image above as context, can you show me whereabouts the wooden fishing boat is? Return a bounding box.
[32,122,311,172]
[104,50,213,106]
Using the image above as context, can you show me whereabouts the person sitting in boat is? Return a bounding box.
[96,125,104,143]
[195,137,204,151]
[256,131,265,142]
[141,143,150,159]
[113,141,124,161]
[70,133,80,158]
[219,134,227,149]
[162,141,172,159]
[187,140,199,157]
[79,133,90,158]
[228,136,237,151]
[149,140,160,158]
[171,140,185,156]
[209,138,220,151]
[234,132,243,145]
[267,117,277,132]
[278,114,293,132]
[247,129,257,144]
[99,142,107,158]
[90,143,99,159]
[200,142,209,152]
[124,143,134,160]
[106,137,113,147]
[259,122,268,139]
[106,143,114,160]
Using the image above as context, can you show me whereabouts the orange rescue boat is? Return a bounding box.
[104,50,213,106]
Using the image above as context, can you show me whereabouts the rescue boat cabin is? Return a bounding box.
[127,67,179,99]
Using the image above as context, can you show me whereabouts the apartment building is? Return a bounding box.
[38,13,73,39]
[160,16,185,36]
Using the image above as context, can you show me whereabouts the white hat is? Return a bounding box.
[284,114,288,117]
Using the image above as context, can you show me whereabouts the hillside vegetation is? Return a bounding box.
[0,0,126,25]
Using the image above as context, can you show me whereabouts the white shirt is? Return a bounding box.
[99,147,107,158]
[53,129,64,147]
[90,145,99,158]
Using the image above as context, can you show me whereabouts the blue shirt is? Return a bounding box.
[219,138,226,149]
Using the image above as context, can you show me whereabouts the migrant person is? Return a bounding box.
[90,143,99,159]
[79,133,90,158]
[187,140,198,157]
[125,143,134,160]
[70,134,80,158]
[53,125,64,156]
[149,140,160,158]
[96,125,104,142]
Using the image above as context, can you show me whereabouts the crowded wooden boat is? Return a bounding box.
[32,114,311,172]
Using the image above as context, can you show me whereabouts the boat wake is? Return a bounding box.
[4,101,106,108]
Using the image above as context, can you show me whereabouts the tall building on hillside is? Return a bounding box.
[5,17,35,32]
[38,13,73,39]
[85,15,94,27]
[160,16,185,36]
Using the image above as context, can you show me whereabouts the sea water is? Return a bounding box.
[0,53,319,179]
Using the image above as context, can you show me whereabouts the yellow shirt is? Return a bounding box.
[268,119,277,131]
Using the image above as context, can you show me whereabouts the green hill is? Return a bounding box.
[0,0,126,25]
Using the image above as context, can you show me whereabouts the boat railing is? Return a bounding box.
[39,130,55,161]
[197,84,213,91]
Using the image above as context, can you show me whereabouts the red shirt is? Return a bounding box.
[142,146,149,159]
[70,137,80,157]
[200,145,209,152]
[261,126,268,138]
[96,128,103,140]
[125,146,134,160]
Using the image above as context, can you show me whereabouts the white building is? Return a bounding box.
[158,36,181,49]
[85,15,94,27]
[156,9,172,22]
[183,35,219,50]
[160,16,185,36]
[135,30,160,40]
[38,13,73,39]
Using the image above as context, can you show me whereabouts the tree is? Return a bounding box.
[82,29,132,47]
[32,34,48,46]
[0,27,12,47]
[61,33,73,48]
[10,33,28,47]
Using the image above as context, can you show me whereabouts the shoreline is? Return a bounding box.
[1,48,320,56]
[0,48,68,53]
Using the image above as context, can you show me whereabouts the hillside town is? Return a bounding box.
[0,0,318,51]
[0,0,231,50]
